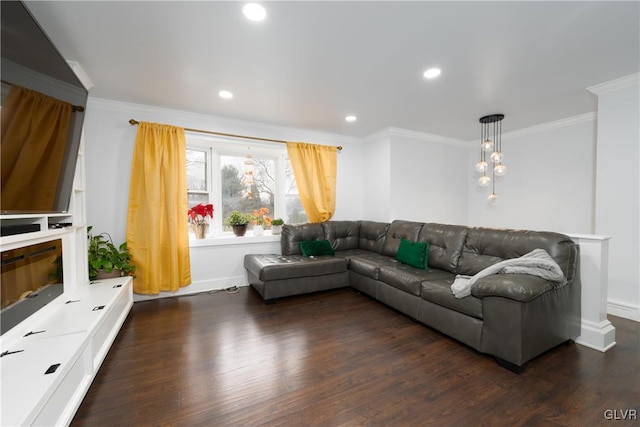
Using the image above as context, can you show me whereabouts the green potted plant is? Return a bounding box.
[271,218,284,235]
[223,210,251,237]
[88,226,136,281]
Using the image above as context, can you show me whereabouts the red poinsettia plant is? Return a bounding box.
[188,203,214,225]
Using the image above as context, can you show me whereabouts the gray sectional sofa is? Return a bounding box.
[244,220,581,372]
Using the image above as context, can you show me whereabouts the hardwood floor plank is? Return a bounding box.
[71,287,640,427]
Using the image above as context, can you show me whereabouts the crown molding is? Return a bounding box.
[587,73,640,95]
[87,97,363,147]
[463,112,596,144]
[365,127,468,147]
[498,112,597,141]
[67,61,94,91]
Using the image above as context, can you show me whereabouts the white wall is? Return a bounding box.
[361,130,392,222]
[466,114,597,234]
[334,142,364,221]
[389,129,469,225]
[360,128,469,224]
[591,76,640,320]
[82,98,363,297]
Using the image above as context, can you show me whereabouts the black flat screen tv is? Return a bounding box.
[1,1,88,214]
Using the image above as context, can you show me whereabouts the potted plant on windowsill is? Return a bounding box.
[188,203,214,239]
[224,210,251,237]
[88,226,136,281]
[251,208,271,236]
[271,218,284,235]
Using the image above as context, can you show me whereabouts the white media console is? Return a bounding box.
[0,276,132,426]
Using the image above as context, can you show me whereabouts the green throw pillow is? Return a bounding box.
[396,239,429,270]
[299,240,335,257]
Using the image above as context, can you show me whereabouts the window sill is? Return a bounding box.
[189,232,280,247]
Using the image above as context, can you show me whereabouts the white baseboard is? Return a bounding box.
[607,299,640,322]
[133,276,249,302]
[576,318,617,352]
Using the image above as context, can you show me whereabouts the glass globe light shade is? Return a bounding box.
[482,139,494,152]
[475,161,488,173]
[488,193,498,204]
[494,164,507,176]
[490,151,503,164]
[478,175,491,187]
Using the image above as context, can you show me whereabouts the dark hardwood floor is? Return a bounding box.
[71,287,639,427]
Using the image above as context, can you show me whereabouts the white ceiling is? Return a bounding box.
[24,1,640,140]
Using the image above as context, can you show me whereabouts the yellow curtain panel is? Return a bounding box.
[1,86,72,211]
[126,122,192,294]
[286,142,337,223]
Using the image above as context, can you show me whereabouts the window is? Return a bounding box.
[186,134,307,236]
[186,148,209,206]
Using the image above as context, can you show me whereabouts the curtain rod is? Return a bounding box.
[128,119,343,150]
[1,80,85,112]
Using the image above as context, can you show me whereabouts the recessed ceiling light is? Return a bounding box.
[243,3,266,22]
[345,115,357,122]
[423,68,441,79]
[219,90,233,99]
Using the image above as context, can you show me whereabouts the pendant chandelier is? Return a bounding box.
[475,114,506,203]
[244,153,254,199]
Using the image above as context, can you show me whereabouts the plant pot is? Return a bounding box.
[192,223,208,239]
[271,224,282,235]
[232,224,248,237]
[95,269,122,280]
[253,224,264,236]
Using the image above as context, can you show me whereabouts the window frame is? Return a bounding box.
[186,132,289,238]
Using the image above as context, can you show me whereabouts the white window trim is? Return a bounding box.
[186,132,289,241]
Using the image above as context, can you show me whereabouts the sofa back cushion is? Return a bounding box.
[281,223,325,255]
[456,227,578,282]
[381,220,425,257]
[418,223,468,272]
[358,221,389,254]
[322,221,360,251]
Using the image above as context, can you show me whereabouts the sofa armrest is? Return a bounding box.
[471,274,560,302]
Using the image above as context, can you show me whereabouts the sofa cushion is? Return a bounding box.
[322,221,360,251]
[378,265,453,296]
[396,239,429,270]
[456,227,578,281]
[300,240,335,257]
[349,253,398,280]
[358,221,389,253]
[334,249,375,265]
[420,278,483,319]
[381,220,424,257]
[418,223,468,272]
[281,223,325,255]
[244,254,346,282]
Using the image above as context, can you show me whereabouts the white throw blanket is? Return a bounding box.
[450,248,566,299]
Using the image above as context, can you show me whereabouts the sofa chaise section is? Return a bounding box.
[244,254,348,302]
